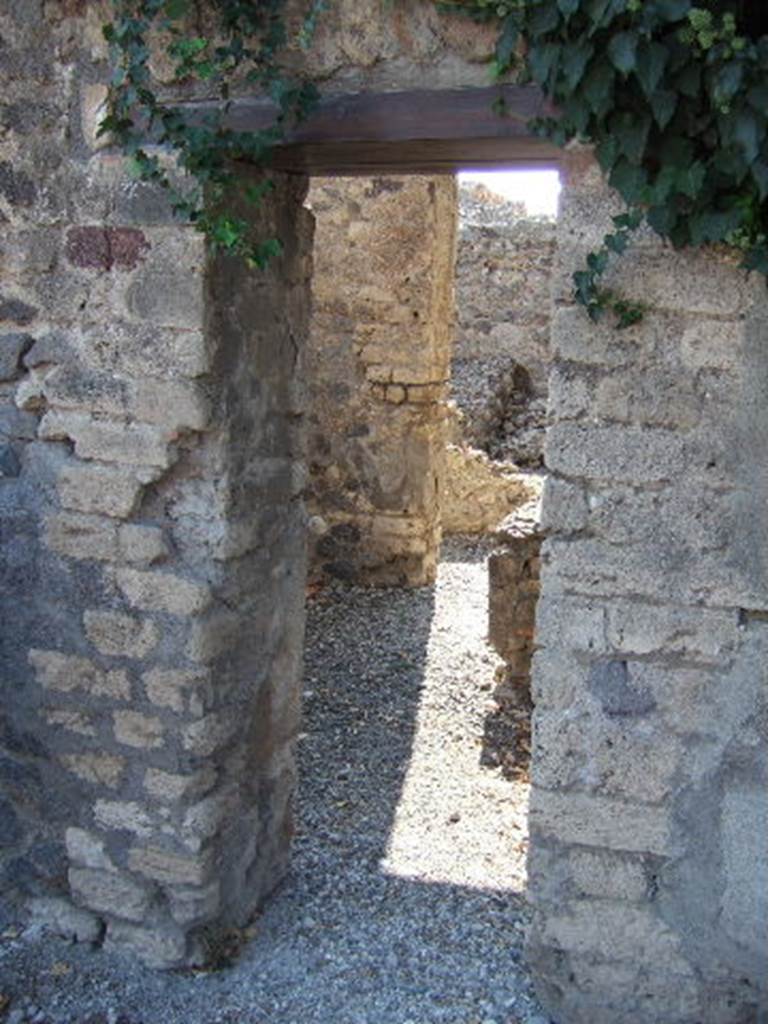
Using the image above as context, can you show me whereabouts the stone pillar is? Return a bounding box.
[0,3,313,961]
[527,149,768,1023]
[305,176,457,586]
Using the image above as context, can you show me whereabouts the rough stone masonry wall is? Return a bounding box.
[1,4,313,965]
[306,176,456,586]
[452,184,556,467]
[527,149,768,1024]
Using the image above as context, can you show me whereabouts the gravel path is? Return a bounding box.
[0,537,547,1024]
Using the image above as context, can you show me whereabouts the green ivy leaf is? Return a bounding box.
[650,89,678,129]
[733,109,763,163]
[582,62,615,116]
[608,32,639,75]
[654,0,691,23]
[495,15,519,73]
[561,41,594,90]
[635,41,669,97]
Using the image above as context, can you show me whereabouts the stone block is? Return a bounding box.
[540,475,589,534]
[28,896,102,944]
[143,765,217,803]
[605,601,738,663]
[65,828,115,871]
[182,714,237,757]
[39,410,171,467]
[84,610,160,658]
[143,667,211,715]
[529,788,677,856]
[115,567,211,616]
[30,649,131,700]
[534,594,607,656]
[540,901,691,971]
[569,850,649,902]
[168,881,221,926]
[56,461,149,519]
[69,867,151,923]
[125,236,205,330]
[117,524,168,565]
[60,753,125,788]
[94,799,154,838]
[45,709,96,736]
[0,332,32,381]
[545,422,685,484]
[182,788,237,847]
[130,378,209,432]
[104,919,197,969]
[45,511,118,562]
[128,846,212,886]
[113,711,164,750]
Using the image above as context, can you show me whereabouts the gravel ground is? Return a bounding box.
[0,537,547,1024]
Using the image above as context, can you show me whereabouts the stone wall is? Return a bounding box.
[527,149,768,1023]
[452,184,556,467]
[1,3,313,964]
[306,176,456,585]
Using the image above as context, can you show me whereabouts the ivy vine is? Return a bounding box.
[437,0,768,324]
[103,1,768,326]
[100,0,323,267]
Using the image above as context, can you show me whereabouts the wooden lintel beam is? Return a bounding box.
[177,85,561,175]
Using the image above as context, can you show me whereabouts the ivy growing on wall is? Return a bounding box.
[103,1,768,324]
[437,0,768,324]
[101,0,322,267]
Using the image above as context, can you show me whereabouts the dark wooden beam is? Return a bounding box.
[178,85,561,175]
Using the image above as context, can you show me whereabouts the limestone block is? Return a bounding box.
[128,846,212,887]
[84,610,160,658]
[65,828,115,871]
[168,881,221,926]
[113,711,164,750]
[29,896,102,944]
[123,235,205,330]
[56,461,149,518]
[45,511,118,562]
[94,799,154,838]
[104,919,197,969]
[534,594,607,656]
[130,378,209,432]
[604,601,738,663]
[545,422,686,484]
[529,788,678,856]
[30,649,131,700]
[569,850,648,902]
[115,567,211,616]
[541,901,692,972]
[117,524,168,565]
[45,709,96,736]
[69,867,151,923]
[77,321,211,380]
[143,765,217,804]
[181,714,237,757]
[540,475,589,533]
[182,788,237,848]
[143,667,211,715]
[60,753,125,788]
[39,410,171,467]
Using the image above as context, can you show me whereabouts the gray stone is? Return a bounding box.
[29,896,102,944]
[0,333,33,380]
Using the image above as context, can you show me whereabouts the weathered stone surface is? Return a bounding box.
[113,712,164,750]
[306,175,455,585]
[0,333,32,381]
[104,919,197,969]
[65,828,115,871]
[29,896,102,944]
[128,847,211,887]
[441,444,534,535]
[60,753,125,788]
[39,411,172,468]
[115,568,211,615]
[143,766,217,804]
[143,667,210,715]
[69,868,151,923]
[94,800,155,838]
[56,461,148,518]
[30,650,131,700]
[84,610,160,658]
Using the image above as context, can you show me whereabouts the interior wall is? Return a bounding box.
[305,175,457,586]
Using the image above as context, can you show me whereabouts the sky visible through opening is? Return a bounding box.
[459,168,561,217]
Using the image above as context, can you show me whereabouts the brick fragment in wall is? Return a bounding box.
[65,226,150,271]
